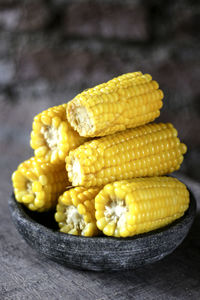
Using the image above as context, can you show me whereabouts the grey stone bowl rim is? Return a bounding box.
[9,190,196,271]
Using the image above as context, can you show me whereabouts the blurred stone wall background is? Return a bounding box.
[0,0,200,181]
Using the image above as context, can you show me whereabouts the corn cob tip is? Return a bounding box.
[66,155,82,187]
[67,104,94,137]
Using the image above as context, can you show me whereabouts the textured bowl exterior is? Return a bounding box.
[9,192,196,271]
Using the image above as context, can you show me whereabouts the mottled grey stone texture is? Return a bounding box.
[9,192,196,272]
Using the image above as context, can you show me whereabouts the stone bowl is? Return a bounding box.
[9,191,196,272]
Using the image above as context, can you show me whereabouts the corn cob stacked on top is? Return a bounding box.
[12,71,189,238]
[67,71,164,137]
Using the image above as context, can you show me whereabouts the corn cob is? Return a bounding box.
[95,176,190,238]
[66,123,187,187]
[30,104,87,164]
[55,187,101,236]
[67,71,164,137]
[12,157,69,212]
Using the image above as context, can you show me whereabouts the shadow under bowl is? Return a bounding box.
[8,191,196,272]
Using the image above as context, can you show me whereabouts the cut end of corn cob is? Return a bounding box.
[66,122,187,187]
[30,104,87,164]
[55,187,101,236]
[71,106,93,136]
[12,157,69,212]
[95,177,190,238]
[67,71,164,137]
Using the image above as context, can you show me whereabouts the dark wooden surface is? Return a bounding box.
[0,100,200,299]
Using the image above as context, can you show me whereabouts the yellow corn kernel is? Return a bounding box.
[22,194,34,204]
[30,104,87,164]
[28,203,37,211]
[34,198,45,208]
[32,181,42,192]
[82,223,97,236]
[96,217,107,230]
[95,177,190,237]
[55,211,65,222]
[35,146,48,157]
[55,186,101,237]
[77,203,86,215]
[67,71,164,137]
[36,191,45,201]
[103,223,116,236]
[11,157,69,212]
[66,122,187,187]
[39,175,48,185]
